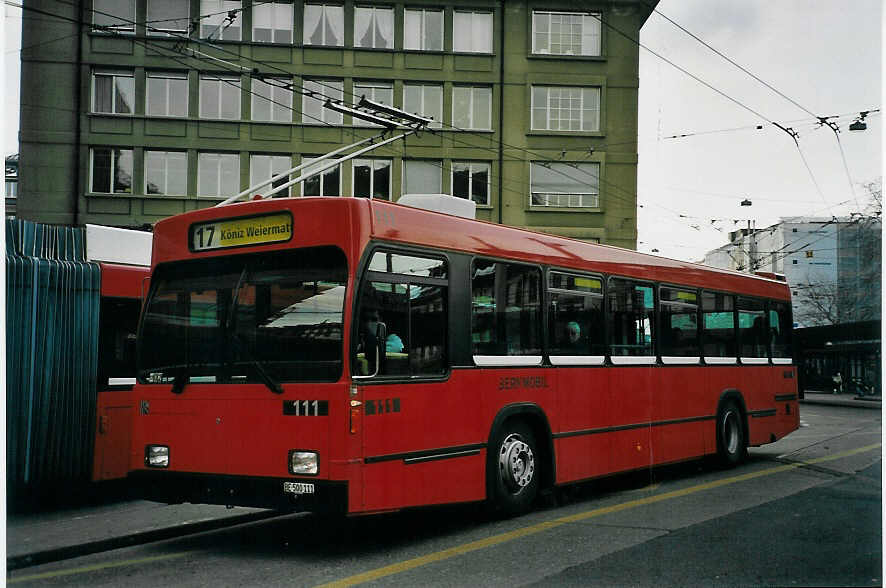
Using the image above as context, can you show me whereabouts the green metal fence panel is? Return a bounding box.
[6,219,101,500]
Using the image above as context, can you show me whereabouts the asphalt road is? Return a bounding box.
[8,403,882,587]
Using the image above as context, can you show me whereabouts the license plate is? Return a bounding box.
[283,482,315,495]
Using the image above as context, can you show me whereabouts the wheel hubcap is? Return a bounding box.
[499,433,535,493]
[723,411,740,454]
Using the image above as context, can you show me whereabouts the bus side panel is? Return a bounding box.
[650,367,708,465]
[554,367,611,484]
[93,390,135,481]
[606,367,653,473]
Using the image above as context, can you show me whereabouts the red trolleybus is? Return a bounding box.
[130,196,798,515]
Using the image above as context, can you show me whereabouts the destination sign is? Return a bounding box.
[190,212,293,252]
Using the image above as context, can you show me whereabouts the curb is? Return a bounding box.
[7,510,282,572]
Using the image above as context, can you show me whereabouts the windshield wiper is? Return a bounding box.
[230,333,283,394]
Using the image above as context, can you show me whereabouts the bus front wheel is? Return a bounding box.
[488,421,538,516]
[716,401,747,467]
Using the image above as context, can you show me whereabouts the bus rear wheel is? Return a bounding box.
[488,421,538,516]
[716,401,747,467]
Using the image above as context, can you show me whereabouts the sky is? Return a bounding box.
[2,1,883,263]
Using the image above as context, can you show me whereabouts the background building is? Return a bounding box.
[702,216,882,328]
[5,153,18,217]
[18,0,655,248]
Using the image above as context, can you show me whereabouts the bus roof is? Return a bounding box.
[151,197,790,301]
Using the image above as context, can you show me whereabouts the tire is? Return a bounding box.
[488,421,539,516]
[716,401,747,467]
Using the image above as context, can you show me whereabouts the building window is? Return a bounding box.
[198,152,240,197]
[250,154,292,198]
[451,162,489,206]
[147,0,190,36]
[93,0,135,32]
[92,71,134,115]
[199,75,241,120]
[301,157,340,196]
[453,11,492,53]
[6,181,17,198]
[303,3,343,46]
[302,79,342,125]
[452,86,491,130]
[90,148,133,194]
[531,86,600,132]
[403,83,442,128]
[145,151,187,195]
[404,8,443,51]
[532,10,601,56]
[253,1,293,43]
[352,158,391,200]
[252,78,292,122]
[200,0,242,40]
[146,72,188,117]
[403,160,441,195]
[352,81,393,127]
[530,162,599,208]
[354,5,393,49]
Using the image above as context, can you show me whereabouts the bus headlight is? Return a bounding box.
[145,445,169,468]
[289,451,318,475]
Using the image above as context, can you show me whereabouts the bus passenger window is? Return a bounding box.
[472,260,542,360]
[737,297,767,360]
[354,251,448,377]
[702,291,736,360]
[659,287,700,361]
[607,278,654,361]
[769,301,793,362]
[548,272,604,362]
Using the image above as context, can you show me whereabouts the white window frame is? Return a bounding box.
[403,83,443,129]
[354,5,394,49]
[531,85,600,132]
[200,0,243,41]
[303,3,344,46]
[146,0,190,36]
[146,71,188,117]
[252,1,293,44]
[93,0,135,33]
[532,10,601,56]
[452,10,492,53]
[404,8,443,51]
[302,79,342,125]
[251,78,293,122]
[529,162,600,208]
[144,150,188,196]
[450,161,490,206]
[199,74,241,120]
[198,152,240,197]
[452,86,492,130]
[300,157,341,197]
[352,158,392,200]
[402,160,442,195]
[91,70,135,115]
[250,154,292,198]
[352,81,393,127]
[89,147,134,194]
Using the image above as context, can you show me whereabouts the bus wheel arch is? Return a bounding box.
[716,390,748,467]
[486,404,554,516]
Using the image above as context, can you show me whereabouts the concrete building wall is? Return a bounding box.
[18,0,653,248]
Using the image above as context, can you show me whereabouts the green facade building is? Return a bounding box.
[19,0,654,247]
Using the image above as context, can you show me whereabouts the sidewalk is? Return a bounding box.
[800,390,882,409]
[7,498,278,570]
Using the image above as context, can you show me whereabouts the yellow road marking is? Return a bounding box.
[318,443,881,588]
[8,551,193,584]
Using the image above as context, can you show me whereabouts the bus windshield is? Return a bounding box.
[138,246,347,387]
